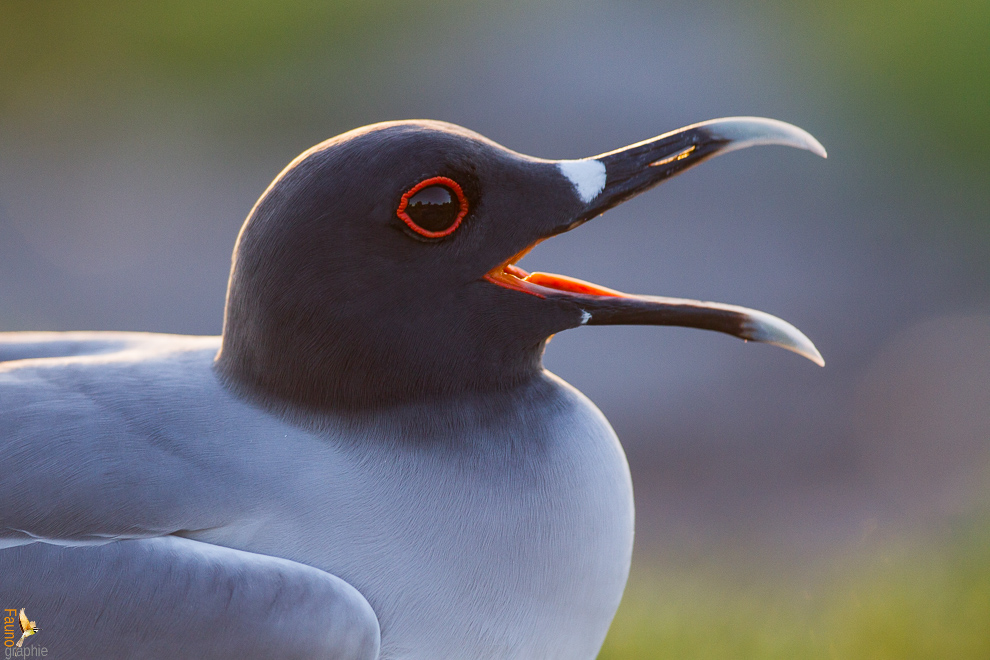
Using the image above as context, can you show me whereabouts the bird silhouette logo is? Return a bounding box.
[15,608,39,647]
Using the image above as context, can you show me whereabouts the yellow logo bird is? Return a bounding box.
[16,608,39,647]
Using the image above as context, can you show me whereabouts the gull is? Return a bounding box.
[0,117,824,659]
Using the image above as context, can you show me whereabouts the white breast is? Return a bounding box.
[198,374,635,660]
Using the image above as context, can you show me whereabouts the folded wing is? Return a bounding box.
[0,536,380,659]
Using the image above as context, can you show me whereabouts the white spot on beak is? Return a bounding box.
[580,310,592,325]
[558,160,606,204]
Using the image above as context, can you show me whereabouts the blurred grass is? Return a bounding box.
[599,516,990,659]
[2,0,985,155]
[761,0,989,178]
[0,0,505,142]
[0,0,501,102]
[1,0,383,89]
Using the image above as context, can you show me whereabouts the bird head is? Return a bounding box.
[216,118,825,412]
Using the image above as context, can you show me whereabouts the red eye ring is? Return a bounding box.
[397,176,469,238]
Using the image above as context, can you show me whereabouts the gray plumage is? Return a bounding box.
[0,118,824,659]
[1,333,631,658]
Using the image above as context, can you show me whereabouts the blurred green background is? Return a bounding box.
[1,1,987,657]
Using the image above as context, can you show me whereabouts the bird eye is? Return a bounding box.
[397,176,469,238]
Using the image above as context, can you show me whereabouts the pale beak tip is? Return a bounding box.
[701,117,827,161]
[806,346,826,367]
[766,333,825,367]
[808,138,828,160]
[743,308,825,367]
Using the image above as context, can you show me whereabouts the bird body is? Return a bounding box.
[0,118,824,658]
[1,332,632,658]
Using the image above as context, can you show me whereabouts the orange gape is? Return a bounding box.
[523,272,627,297]
[485,261,628,299]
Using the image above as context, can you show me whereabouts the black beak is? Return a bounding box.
[582,116,826,222]
[490,117,827,365]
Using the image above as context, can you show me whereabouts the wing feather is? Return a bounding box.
[0,335,249,548]
[0,537,380,659]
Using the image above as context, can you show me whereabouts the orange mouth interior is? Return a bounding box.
[484,246,627,299]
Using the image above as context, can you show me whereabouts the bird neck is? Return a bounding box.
[214,297,551,413]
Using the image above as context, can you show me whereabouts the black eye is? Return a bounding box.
[397,177,468,238]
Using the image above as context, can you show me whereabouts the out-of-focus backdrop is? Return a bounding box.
[2,1,987,656]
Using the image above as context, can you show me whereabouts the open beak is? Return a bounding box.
[485,117,827,366]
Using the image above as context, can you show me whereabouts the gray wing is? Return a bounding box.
[0,331,188,363]
[0,536,380,659]
[0,333,254,548]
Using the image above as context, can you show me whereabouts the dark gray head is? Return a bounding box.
[216,118,825,411]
